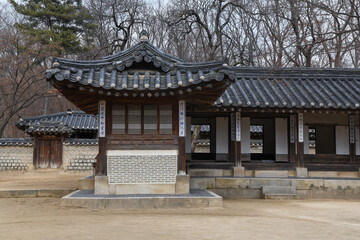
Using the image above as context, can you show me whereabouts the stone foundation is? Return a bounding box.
[191,177,360,199]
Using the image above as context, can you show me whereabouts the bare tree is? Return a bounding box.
[86,0,146,57]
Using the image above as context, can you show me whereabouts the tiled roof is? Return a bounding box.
[44,30,360,111]
[16,111,98,134]
[0,138,34,146]
[216,67,360,109]
[25,121,73,136]
[45,33,230,93]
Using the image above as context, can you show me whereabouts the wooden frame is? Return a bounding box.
[190,117,216,160]
[111,103,175,136]
[106,101,179,150]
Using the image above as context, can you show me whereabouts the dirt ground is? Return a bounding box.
[0,172,360,240]
[0,198,359,240]
[0,170,90,190]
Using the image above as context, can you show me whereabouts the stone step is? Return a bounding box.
[262,186,297,194]
[189,169,233,177]
[261,185,299,200]
[264,194,300,200]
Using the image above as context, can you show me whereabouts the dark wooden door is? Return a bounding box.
[34,137,62,168]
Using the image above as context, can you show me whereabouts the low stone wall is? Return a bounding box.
[0,146,33,171]
[0,138,98,171]
[190,177,360,199]
[62,145,98,171]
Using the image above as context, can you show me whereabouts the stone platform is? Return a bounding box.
[61,190,222,209]
[191,176,360,199]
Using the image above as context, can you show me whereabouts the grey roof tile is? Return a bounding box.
[16,111,98,135]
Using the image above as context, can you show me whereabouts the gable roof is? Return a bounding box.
[216,67,360,110]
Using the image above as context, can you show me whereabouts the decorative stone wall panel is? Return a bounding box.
[62,145,98,171]
[107,150,177,184]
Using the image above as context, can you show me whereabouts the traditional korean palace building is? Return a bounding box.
[40,31,360,195]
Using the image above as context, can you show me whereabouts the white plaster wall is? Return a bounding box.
[356,126,360,156]
[216,117,228,154]
[241,117,250,154]
[335,126,349,155]
[275,118,288,155]
[304,125,309,154]
[185,117,191,153]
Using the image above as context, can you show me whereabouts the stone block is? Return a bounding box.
[210,188,261,199]
[323,179,360,191]
[78,176,94,190]
[215,178,250,189]
[115,183,175,194]
[261,186,296,195]
[36,189,74,198]
[233,167,245,177]
[290,179,324,190]
[175,175,189,194]
[249,179,291,189]
[61,197,106,209]
[222,169,233,176]
[308,171,359,178]
[190,177,215,190]
[296,167,308,178]
[189,169,223,177]
[0,190,37,198]
[245,170,254,177]
[254,170,288,178]
[94,176,109,195]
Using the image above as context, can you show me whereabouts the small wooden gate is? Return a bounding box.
[33,136,63,168]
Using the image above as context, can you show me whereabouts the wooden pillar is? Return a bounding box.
[96,100,107,176]
[235,112,242,167]
[297,113,304,168]
[230,113,235,164]
[349,115,356,164]
[289,115,296,163]
[178,100,186,175]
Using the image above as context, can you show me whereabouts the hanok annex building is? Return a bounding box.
[2,31,360,201]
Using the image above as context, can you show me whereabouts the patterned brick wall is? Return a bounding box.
[0,146,33,171]
[107,150,177,184]
[62,145,98,171]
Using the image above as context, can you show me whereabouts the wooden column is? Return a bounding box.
[230,113,235,164]
[297,113,304,168]
[235,112,242,167]
[289,115,296,163]
[96,100,107,176]
[178,100,186,175]
[349,115,356,164]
